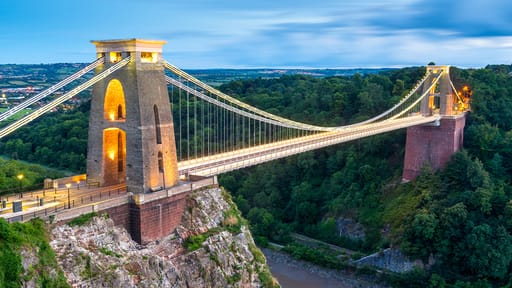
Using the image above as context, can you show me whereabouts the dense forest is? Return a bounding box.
[217,66,512,287]
[0,105,89,174]
[1,65,512,286]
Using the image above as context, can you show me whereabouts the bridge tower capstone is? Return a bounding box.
[419,66,454,117]
[403,65,466,181]
[86,39,178,194]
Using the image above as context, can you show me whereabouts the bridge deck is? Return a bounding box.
[178,115,440,176]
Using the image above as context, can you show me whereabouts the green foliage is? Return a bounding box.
[0,218,69,288]
[217,65,512,286]
[220,189,247,235]
[35,240,69,287]
[0,158,64,195]
[0,109,89,173]
[216,69,430,255]
[67,212,98,227]
[282,242,348,270]
[98,247,122,258]
[401,150,512,284]
[227,272,241,285]
[248,243,280,288]
[0,247,22,288]
[257,269,278,288]
[183,233,208,252]
[248,242,266,265]
[80,254,94,279]
[383,268,429,288]
[247,242,279,288]
[401,210,438,261]
[303,218,364,251]
[0,219,25,287]
[428,273,446,288]
[247,208,279,240]
[222,208,243,234]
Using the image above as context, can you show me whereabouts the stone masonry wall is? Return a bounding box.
[130,191,190,244]
[102,203,131,234]
[403,114,466,181]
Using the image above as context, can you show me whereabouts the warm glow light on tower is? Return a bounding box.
[104,79,126,121]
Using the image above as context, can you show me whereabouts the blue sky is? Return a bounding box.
[0,0,511,68]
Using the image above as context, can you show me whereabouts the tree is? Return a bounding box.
[466,224,512,279]
[402,210,438,260]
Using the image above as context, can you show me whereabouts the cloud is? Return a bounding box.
[207,0,512,68]
[368,0,512,38]
[2,0,511,66]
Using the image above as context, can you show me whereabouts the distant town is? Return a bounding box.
[0,62,393,111]
[0,63,88,111]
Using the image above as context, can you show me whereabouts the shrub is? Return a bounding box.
[183,234,208,252]
[67,212,98,227]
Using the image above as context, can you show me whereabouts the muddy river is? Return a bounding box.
[262,248,387,288]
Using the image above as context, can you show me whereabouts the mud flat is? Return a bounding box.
[262,248,388,288]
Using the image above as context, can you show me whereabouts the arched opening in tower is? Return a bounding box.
[428,78,440,114]
[103,128,126,185]
[104,79,126,121]
[154,105,162,144]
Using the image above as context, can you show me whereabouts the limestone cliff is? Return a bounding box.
[50,187,278,287]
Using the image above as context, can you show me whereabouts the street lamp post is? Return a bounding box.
[17,174,24,198]
[66,183,71,209]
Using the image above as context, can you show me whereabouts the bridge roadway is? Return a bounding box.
[178,114,441,177]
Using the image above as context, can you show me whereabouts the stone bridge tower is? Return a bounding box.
[402,65,467,180]
[86,39,178,193]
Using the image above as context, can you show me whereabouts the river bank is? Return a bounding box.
[262,248,389,288]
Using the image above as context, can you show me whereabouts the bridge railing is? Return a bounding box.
[2,185,127,223]
[132,176,218,204]
[53,193,130,223]
[0,183,44,197]
[2,176,217,224]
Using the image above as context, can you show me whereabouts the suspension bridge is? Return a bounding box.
[0,43,467,179]
[0,39,469,243]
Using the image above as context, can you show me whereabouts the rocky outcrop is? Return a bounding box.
[352,248,420,273]
[336,218,366,240]
[50,187,277,287]
[20,246,41,288]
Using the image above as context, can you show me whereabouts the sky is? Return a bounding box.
[0,0,511,68]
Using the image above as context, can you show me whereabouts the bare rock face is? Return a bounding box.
[20,246,40,288]
[50,187,277,288]
[336,218,366,241]
[352,248,420,273]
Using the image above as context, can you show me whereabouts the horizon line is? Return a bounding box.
[0,62,489,70]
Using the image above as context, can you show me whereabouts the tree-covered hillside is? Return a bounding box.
[217,72,422,249]
[0,104,89,173]
[217,66,512,286]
